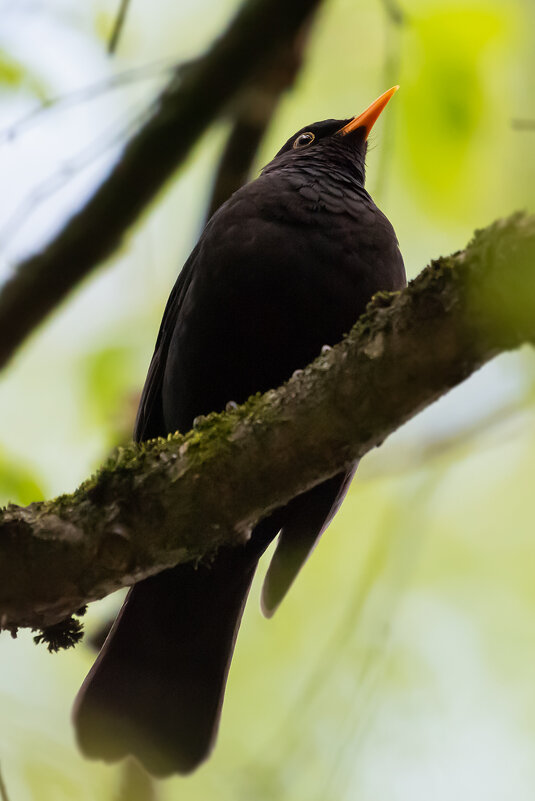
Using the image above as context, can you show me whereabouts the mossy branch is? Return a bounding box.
[1,213,534,634]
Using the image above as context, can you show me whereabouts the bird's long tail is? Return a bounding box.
[73,545,261,776]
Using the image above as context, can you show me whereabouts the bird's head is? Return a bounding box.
[262,86,399,185]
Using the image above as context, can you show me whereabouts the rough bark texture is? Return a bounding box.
[0,0,323,370]
[1,213,534,633]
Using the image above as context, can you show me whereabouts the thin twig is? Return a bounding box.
[372,0,406,201]
[379,0,406,25]
[0,763,11,801]
[0,59,175,145]
[0,99,151,250]
[109,0,132,55]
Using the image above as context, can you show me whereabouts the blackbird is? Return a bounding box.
[74,86,406,776]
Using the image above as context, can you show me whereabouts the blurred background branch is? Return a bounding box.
[204,13,317,220]
[512,119,535,131]
[380,0,406,25]
[116,758,157,801]
[0,0,323,372]
[0,764,10,801]
[108,0,132,55]
[0,60,176,146]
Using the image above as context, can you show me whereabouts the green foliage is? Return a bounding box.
[0,49,48,98]
[78,345,138,447]
[0,448,44,506]
[400,5,513,216]
[0,51,26,87]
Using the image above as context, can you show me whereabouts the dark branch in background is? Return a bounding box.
[512,119,535,131]
[0,213,534,635]
[109,0,132,54]
[0,0,323,371]
[0,764,10,801]
[205,15,316,220]
[379,0,406,25]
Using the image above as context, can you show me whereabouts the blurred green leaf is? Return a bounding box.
[400,5,510,216]
[0,52,26,87]
[78,346,138,446]
[0,448,43,506]
[0,49,48,99]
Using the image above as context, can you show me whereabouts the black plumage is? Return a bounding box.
[74,90,406,776]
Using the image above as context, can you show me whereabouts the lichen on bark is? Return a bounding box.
[0,213,534,641]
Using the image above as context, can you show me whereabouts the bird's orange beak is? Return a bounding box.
[338,86,399,139]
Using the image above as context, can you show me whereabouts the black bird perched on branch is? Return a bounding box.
[74,86,406,776]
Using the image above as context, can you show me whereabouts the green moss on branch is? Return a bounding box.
[1,213,534,634]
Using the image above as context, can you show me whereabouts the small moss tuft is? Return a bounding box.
[33,606,86,652]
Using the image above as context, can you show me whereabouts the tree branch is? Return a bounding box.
[0,0,323,371]
[1,213,533,633]
[204,15,316,220]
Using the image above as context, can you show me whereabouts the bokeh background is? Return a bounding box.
[0,0,534,798]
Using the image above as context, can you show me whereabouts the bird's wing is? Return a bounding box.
[133,246,199,442]
[261,463,359,617]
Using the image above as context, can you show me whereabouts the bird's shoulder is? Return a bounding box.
[199,167,383,253]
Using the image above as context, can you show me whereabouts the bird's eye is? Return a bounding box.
[293,131,315,149]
